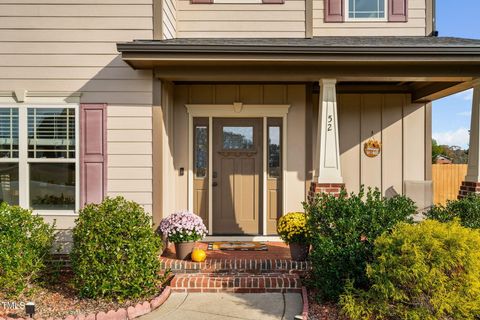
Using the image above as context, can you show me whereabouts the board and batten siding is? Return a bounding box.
[176,0,305,38]
[0,1,154,247]
[338,93,427,195]
[313,0,427,36]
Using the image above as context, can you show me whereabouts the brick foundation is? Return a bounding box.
[308,182,345,202]
[458,181,480,199]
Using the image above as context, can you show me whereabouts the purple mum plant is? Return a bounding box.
[159,211,208,244]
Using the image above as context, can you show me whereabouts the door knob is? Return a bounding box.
[212,182,218,187]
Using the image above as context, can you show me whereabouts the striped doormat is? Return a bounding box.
[207,241,268,251]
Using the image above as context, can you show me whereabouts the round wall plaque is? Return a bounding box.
[364,138,381,158]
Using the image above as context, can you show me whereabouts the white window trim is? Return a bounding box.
[0,104,80,215]
[345,0,388,22]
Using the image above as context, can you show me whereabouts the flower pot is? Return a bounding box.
[175,241,196,260]
[289,242,310,261]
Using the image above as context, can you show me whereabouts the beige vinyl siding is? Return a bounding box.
[0,1,154,233]
[176,0,305,38]
[107,105,153,214]
[338,93,426,195]
[313,0,427,36]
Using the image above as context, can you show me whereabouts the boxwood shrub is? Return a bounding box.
[426,193,480,229]
[341,220,480,320]
[304,187,416,301]
[71,197,163,299]
[0,202,55,297]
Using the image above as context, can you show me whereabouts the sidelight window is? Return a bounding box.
[267,119,282,178]
[194,122,208,178]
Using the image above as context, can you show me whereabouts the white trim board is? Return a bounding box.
[186,103,290,236]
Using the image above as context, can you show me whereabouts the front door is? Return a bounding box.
[212,118,263,235]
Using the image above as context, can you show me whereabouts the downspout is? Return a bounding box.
[431,0,438,36]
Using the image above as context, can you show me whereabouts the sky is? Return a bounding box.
[432,0,480,148]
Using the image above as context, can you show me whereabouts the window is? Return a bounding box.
[28,108,75,159]
[0,108,18,158]
[0,105,79,213]
[0,108,19,205]
[222,126,254,150]
[194,122,208,178]
[268,119,282,178]
[347,0,386,20]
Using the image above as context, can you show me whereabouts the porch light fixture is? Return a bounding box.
[25,302,35,318]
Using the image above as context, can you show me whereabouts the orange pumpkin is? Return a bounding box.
[191,248,207,262]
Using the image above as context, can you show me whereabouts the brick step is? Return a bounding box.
[160,257,310,275]
[170,273,302,293]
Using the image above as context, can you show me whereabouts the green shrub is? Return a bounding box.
[340,220,480,320]
[0,202,55,297]
[305,187,416,301]
[71,197,163,300]
[426,193,480,228]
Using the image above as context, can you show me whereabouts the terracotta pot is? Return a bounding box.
[289,242,310,261]
[175,241,196,260]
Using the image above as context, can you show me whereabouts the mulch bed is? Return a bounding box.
[0,273,169,319]
[307,289,349,320]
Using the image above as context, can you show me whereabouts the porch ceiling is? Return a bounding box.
[117,36,480,102]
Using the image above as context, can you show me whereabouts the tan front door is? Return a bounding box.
[212,118,263,235]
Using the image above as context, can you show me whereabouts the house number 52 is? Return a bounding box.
[327,115,333,132]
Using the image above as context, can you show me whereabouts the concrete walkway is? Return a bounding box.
[141,292,303,320]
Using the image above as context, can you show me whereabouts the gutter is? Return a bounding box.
[117,43,480,56]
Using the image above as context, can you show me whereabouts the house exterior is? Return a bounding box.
[435,155,452,165]
[1,0,480,246]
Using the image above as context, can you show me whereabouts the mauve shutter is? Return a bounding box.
[324,0,344,22]
[389,0,408,22]
[80,104,107,206]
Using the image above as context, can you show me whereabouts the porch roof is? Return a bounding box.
[117,36,480,102]
[118,36,480,55]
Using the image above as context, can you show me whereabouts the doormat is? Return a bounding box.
[207,241,268,251]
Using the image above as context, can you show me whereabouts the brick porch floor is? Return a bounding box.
[161,242,310,293]
[162,241,291,260]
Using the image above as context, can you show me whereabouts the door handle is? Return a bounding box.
[212,182,218,187]
[213,171,218,178]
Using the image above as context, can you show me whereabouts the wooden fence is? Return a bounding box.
[432,164,467,205]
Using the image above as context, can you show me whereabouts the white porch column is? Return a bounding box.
[315,79,343,184]
[459,81,480,198]
[465,83,480,182]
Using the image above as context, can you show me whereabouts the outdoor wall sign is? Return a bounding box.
[364,138,381,158]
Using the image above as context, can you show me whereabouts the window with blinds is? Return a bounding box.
[0,108,19,159]
[28,108,75,159]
